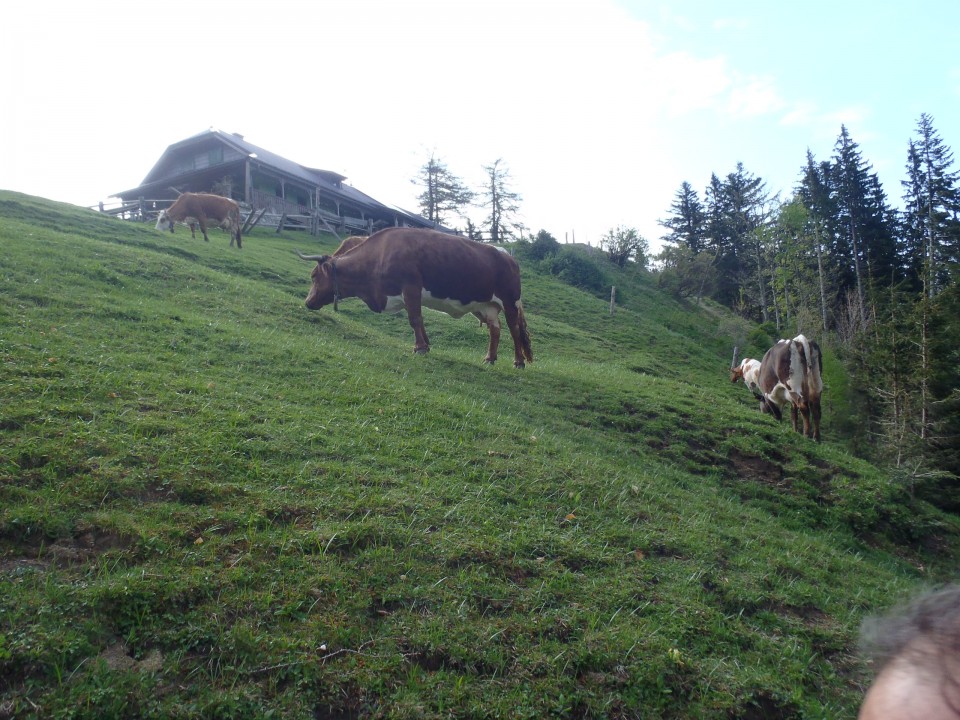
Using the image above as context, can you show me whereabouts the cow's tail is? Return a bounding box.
[516,300,533,364]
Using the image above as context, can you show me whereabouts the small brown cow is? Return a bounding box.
[156,192,242,248]
[730,357,763,399]
[297,228,533,367]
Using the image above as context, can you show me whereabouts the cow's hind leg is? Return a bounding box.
[810,399,822,441]
[198,216,210,242]
[402,287,430,354]
[503,301,532,369]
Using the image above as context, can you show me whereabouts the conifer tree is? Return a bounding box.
[480,158,522,243]
[829,126,898,327]
[412,153,474,227]
[659,181,707,253]
[724,163,771,321]
[901,113,960,298]
[796,150,835,331]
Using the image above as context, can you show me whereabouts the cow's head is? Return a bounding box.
[730,365,744,383]
[296,251,337,310]
[155,210,174,234]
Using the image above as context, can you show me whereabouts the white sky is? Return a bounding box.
[2,0,958,252]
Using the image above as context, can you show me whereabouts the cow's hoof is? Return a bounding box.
[414,347,430,355]
[514,361,525,369]
[483,357,496,365]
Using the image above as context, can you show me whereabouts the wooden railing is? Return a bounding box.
[97,193,379,237]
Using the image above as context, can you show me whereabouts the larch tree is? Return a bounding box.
[412,153,475,227]
[480,158,521,243]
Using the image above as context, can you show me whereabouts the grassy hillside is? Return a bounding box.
[1,191,957,719]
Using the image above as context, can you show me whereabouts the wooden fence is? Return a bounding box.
[95,195,375,239]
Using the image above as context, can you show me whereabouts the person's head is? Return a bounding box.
[859,585,960,720]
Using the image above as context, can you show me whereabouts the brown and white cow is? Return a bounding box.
[156,192,242,248]
[730,357,763,399]
[297,228,534,367]
[757,334,823,441]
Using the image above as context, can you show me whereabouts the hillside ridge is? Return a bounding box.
[1,191,957,719]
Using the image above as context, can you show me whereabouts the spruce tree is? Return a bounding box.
[901,113,960,298]
[659,181,707,253]
[796,150,836,331]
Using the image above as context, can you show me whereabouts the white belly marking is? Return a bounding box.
[384,291,504,318]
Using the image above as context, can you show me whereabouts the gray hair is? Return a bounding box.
[860,584,960,714]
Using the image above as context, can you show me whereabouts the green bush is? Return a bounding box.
[547,248,607,294]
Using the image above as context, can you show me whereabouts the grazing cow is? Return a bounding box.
[156,192,242,248]
[332,235,367,256]
[757,334,824,440]
[297,228,534,367]
[730,358,763,399]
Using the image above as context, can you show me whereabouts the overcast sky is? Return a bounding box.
[2,1,958,251]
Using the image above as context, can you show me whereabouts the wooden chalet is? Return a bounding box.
[113,129,441,235]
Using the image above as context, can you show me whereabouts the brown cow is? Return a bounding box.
[297,228,533,367]
[156,192,242,248]
[757,334,823,440]
[332,235,367,256]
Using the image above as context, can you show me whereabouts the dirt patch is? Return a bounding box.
[99,642,164,674]
[6,527,132,567]
[728,449,785,486]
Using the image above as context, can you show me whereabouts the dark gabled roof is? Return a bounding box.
[115,129,443,230]
[136,128,348,193]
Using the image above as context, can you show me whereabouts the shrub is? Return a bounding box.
[548,248,606,294]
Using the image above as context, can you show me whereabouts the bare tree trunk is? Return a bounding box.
[814,222,829,333]
[755,238,768,323]
[850,221,867,327]
[920,299,930,441]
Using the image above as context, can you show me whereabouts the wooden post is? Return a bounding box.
[609,286,616,315]
[730,346,739,369]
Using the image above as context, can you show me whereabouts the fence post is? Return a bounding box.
[609,286,616,315]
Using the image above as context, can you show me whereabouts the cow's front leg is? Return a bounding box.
[403,287,430,354]
[477,308,501,364]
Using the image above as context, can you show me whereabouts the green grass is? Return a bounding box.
[1,191,957,719]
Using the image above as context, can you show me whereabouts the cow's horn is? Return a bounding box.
[295,250,329,262]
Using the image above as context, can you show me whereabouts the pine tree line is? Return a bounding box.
[658,114,960,504]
